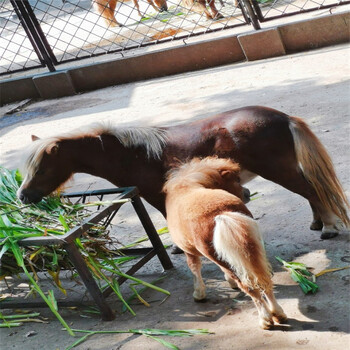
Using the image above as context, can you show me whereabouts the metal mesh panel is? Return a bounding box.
[256,0,346,20]
[2,0,247,73]
[0,0,44,75]
[1,0,348,76]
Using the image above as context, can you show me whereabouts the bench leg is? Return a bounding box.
[64,242,115,321]
[132,196,173,270]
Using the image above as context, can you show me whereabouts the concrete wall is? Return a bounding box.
[1,11,349,106]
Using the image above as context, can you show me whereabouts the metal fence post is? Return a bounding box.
[239,0,261,30]
[10,0,57,72]
[250,0,264,21]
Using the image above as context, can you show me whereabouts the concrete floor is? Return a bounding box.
[0,43,349,350]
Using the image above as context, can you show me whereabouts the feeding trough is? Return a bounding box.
[0,186,173,321]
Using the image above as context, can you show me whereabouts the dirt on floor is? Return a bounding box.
[0,43,349,350]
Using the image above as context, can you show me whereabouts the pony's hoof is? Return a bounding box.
[108,21,121,28]
[171,245,184,254]
[320,231,339,239]
[320,221,348,239]
[193,288,206,301]
[224,275,238,289]
[272,313,288,324]
[310,220,323,231]
[194,297,207,303]
[214,13,224,20]
[228,280,238,289]
[260,318,274,330]
[321,225,340,239]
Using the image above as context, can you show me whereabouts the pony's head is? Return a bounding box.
[17,135,72,204]
[163,157,244,199]
[17,123,168,204]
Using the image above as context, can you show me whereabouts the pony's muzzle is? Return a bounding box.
[242,187,251,204]
[18,188,43,204]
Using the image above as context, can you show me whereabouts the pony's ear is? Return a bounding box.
[220,170,232,179]
[47,143,59,155]
[220,169,240,182]
[168,156,182,168]
[31,135,40,141]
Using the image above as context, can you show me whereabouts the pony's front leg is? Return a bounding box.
[185,253,206,301]
[264,288,287,324]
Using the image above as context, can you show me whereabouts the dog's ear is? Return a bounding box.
[31,135,40,141]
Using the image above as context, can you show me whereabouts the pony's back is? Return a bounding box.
[163,156,242,195]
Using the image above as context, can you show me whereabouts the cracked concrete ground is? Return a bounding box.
[0,43,349,350]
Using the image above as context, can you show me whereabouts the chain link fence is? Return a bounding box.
[0,0,348,76]
[257,0,347,21]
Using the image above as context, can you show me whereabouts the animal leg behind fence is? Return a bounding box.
[132,0,144,18]
[93,0,120,27]
[208,0,224,19]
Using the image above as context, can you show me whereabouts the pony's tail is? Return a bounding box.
[289,116,350,226]
[213,212,272,292]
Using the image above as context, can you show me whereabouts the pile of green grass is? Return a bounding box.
[0,166,169,335]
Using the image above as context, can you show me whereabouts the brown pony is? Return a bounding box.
[93,0,168,27]
[17,106,349,240]
[163,157,287,328]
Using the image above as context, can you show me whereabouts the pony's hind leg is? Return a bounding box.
[220,267,273,329]
[243,286,274,329]
[320,211,347,239]
[309,202,323,231]
[257,163,344,239]
[219,266,238,289]
[185,253,206,301]
[264,288,287,324]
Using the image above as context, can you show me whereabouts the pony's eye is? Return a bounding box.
[36,169,45,176]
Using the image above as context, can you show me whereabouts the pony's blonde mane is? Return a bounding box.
[22,123,168,177]
[163,157,240,193]
[92,123,168,159]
